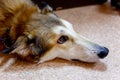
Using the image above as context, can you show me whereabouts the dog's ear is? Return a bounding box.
[2,35,33,57]
[10,35,33,57]
[10,32,37,56]
[39,1,53,14]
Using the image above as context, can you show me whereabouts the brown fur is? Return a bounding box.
[0,0,58,61]
[0,0,37,40]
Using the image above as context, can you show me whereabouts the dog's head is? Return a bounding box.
[3,2,109,63]
[34,18,109,63]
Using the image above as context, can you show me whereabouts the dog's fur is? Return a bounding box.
[0,0,108,63]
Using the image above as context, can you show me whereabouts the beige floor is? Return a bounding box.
[0,4,120,80]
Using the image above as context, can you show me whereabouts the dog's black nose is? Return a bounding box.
[97,47,109,58]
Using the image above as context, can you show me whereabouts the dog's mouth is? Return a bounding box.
[71,59,82,62]
[71,59,96,63]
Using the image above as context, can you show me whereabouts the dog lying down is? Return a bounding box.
[0,0,109,63]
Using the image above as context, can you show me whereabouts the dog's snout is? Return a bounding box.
[97,47,109,58]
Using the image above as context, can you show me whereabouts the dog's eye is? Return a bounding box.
[57,35,69,44]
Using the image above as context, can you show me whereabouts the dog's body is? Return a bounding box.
[0,0,109,63]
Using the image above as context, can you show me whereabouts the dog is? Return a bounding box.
[0,0,109,63]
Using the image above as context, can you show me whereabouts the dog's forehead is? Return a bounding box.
[39,15,64,28]
[31,14,73,35]
[32,13,73,29]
